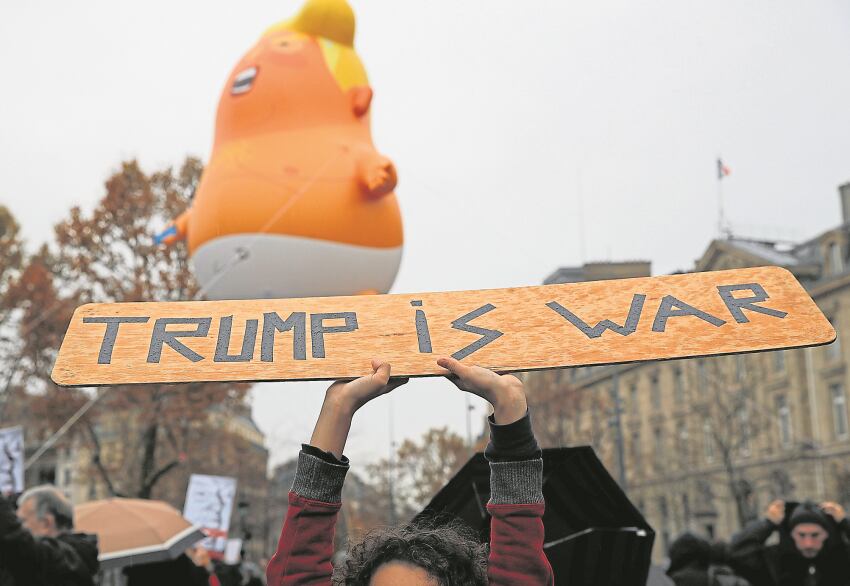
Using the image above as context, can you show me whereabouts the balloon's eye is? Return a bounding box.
[279,40,289,47]
[231,67,257,95]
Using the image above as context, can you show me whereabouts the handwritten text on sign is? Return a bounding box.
[51,267,835,386]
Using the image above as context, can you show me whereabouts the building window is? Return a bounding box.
[677,421,689,467]
[654,426,665,470]
[832,384,849,440]
[703,418,714,462]
[630,383,639,415]
[651,374,661,410]
[776,394,792,448]
[772,351,785,374]
[825,319,842,362]
[630,429,641,471]
[673,368,685,405]
[658,496,670,552]
[829,242,843,275]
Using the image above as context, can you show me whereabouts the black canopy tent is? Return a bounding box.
[416,447,655,586]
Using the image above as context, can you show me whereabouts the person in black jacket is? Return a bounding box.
[729,499,850,586]
[667,532,750,586]
[0,485,99,586]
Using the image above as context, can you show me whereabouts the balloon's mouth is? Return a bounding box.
[231,66,258,95]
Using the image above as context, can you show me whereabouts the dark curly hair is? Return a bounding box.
[333,518,488,585]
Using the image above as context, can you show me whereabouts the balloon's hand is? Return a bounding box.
[437,356,527,424]
[360,155,397,199]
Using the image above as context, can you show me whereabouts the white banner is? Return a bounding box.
[183,474,237,552]
[0,426,23,493]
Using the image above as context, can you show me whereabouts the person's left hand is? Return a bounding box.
[821,501,846,523]
[437,356,527,424]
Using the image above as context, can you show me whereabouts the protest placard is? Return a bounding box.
[52,267,834,386]
[0,426,23,493]
[182,474,237,552]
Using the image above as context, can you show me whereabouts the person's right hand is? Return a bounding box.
[437,356,527,424]
[765,499,785,525]
[324,359,408,416]
[310,360,407,459]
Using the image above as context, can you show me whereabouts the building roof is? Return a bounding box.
[544,261,652,285]
[724,238,800,267]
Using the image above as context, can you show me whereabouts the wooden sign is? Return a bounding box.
[52,267,834,387]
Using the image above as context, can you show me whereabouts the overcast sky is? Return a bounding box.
[2,1,850,474]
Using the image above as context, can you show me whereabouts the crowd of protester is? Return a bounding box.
[667,499,850,586]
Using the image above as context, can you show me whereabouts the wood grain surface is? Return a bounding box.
[52,267,834,386]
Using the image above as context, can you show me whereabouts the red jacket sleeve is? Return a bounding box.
[487,501,552,586]
[265,493,340,586]
[266,449,348,586]
[484,411,553,586]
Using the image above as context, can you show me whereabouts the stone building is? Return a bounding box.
[521,182,850,562]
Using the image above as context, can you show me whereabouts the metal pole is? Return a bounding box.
[25,387,110,470]
[804,347,826,498]
[610,369,627,489]
[465,395,473,449]
[387,398,397,525]
[717,173,725,238]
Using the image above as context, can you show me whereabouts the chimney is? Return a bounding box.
[840,182,850,225]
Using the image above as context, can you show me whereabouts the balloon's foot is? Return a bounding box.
[356,289,380,295]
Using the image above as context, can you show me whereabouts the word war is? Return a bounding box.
[52,267,834,386]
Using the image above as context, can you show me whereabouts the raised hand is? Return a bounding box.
[437,356,527,424]
[310,360,407,458]
[326,359,408,415]
[821,501,846,524]
[765,499,785,525]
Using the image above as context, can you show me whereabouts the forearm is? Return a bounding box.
[485,410,552,585]
[309,393,356,460]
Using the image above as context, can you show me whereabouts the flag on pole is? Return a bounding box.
[717,158,731,180]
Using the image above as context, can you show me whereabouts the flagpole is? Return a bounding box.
[717,173,724,238]
[716,157,728,239]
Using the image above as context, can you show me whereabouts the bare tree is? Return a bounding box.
[690,355,768,528]
[9,158,251,499]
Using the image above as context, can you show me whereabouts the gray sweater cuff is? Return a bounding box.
[489,458,544,505]
[291,451,349,504]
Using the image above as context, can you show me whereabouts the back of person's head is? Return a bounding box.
[334,519,488,586]
[667,532,711,574]
[17,485,74,535]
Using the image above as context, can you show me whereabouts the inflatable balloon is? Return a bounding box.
[159,0,403,299]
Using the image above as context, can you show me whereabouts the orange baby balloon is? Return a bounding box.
[160,0,403,299]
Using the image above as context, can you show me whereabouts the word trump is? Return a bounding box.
[52,267,834,386]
